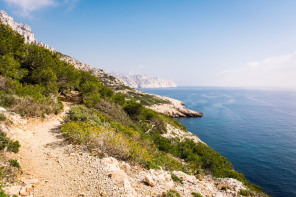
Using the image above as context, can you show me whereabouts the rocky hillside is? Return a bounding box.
[0,105,248,197]
[61,55,127,89]
[115,74,177,89]
[0,11,267,197]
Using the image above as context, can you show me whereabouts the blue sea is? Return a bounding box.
[141,87,296,197]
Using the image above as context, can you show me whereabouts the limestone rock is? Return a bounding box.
[0,10,54,51]
[145,174,155,187]
[19,187,27,196]
[147,94,203,118]
[2,185,22,195]
[216,178,247,192]
[114,73,177,88]
[22,178,40,188]
[108,170,128,181]
[120,161,131,174]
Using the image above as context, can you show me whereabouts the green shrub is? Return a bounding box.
[8,159,21,169]
[124,100,143,119]
[171,173,183,184]
[94,99,133,126]
[0,131,20,153]
[239,189,254,196]
[0,189,10,197]
[191,192,203,197]
[126,91,171,106]
[113,93,126,105]
[221,186,231,190]
[0,114,6,121]
[165,190,181,197]
[61,121,152,163]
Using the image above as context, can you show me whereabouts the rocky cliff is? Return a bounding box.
[115,74,177,88]
[0,10,53,51]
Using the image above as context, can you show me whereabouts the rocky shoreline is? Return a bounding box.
[147,94,203,118]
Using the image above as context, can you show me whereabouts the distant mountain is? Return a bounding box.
[114,74,177,88]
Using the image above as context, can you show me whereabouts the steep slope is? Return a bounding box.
[0,10,201,118]
[2,104,248,197]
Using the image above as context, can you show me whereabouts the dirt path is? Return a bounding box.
[7,103,117,197]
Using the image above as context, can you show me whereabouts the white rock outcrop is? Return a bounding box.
[0,10,54,51]
[115,74,177,88]
[147,94,203,117]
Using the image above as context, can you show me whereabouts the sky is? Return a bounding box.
[1,0,296,88]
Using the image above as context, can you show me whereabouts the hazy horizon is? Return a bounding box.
[1,0,296,88]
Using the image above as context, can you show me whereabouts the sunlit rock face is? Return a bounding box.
[0,10,54,51]
[116,74,177,88]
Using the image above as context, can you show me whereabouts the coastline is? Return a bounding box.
[147,94,203,118]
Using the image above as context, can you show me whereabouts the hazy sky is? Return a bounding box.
[1,0,296,88]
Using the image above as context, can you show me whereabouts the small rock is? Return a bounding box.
[213,192,224,197]
[2,186,22,195]
[120,162,131,174]
[19,187,27,196]
[100,191,106,196]
[0,107,6,112]
[108,170,128,181]
[25,184,33,193]
[23,178,40,187]
[145,175,155,187]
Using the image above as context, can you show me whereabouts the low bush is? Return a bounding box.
[0,114,6,121]
[8,159,21,169]
[123,100,144,119]
[164,190,181,197]
[191,192,203,197]
[221,186,231,190]
[126,91,171,106]
[171,173,183,184]
[0,130,20,153]
[61,121,152,164]
[239,189,254,196]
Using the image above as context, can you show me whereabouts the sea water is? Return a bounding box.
[141,87,296,197]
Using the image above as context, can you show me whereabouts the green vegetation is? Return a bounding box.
[0,22,114,117]
[239,189,255,196]
[126,91,171,106]
[0,20,267,196]
[0,189,9,197]
[0,130,20,153]
[0,114,6,121]
[221,185,231,190]
[0,129,22,190]
[162,190,181,197]
[8,159,21,170]
[191,192,203,197]
[171,173,183,184]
